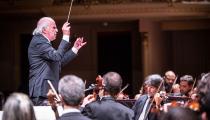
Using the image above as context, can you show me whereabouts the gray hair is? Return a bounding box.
[160,107,199,120]
[32,17,54,35]
[2,93,36,120]
[103,71,123,96]
[145,74,163,88]
[58,75,85,106]
[197,72,210,118]
[180,75,194,85]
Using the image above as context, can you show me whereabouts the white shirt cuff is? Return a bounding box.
[72,47,78,54]
[62,35,70,42]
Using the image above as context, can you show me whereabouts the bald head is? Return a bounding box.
[37,17,54,26]
[164,70,176,84]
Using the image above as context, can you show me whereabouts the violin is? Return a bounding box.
[185,100,200,111]
[150,101,161,113]
[116,84,129,100]
[93,75,103,100]
[47,81,63,118]
[116,93,129,100]
[161,93,200,112]
[168,78,200,112]
[84,75,104,101]
[143,79,165,120]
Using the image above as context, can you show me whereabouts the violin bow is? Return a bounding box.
[47,80,61,102]
[66,0,74,23]
[169,75,178,94]
[116,83,129,99]
[47,80,63,117]
[191,78,197,92]
[119,83,129,94]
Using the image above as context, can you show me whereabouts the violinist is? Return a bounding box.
[163,70,177,93]
[179,75,194,97]
[132,74,163,120]
[134,80,149,100]
[82,71,134,120]
[116,92,129,100]
[161,75,194,111]
[48,74,91,120]
[189,87,199,101]
[84,75,104,101]
[197,72,210,120]
[116,84,130,100]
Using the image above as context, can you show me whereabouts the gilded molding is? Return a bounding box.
[41,3,210,20]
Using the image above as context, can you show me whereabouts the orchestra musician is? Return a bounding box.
[132,74,163,120]
[81,71,134,120]
[57,75,91,120]
[163,70,177,93]
[47,75,91,120]
[161,75,197,112]
[197,72,210,120]
[179,75,194,97]
[116,84,130,100]
[164,75,194,97]
[134,80,149,100]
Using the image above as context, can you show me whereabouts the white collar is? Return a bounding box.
[62,108,80,115]
[41,34,51,43]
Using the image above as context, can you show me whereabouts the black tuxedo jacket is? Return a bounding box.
[28,34,77,98]
[58,112,91,120]
[132,95,157,120]
[82,96,134,120]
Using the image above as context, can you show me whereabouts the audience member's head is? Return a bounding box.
[2,92,36,120]
[160,107,199,120]
[103,71,123,97]
[58,75,85,107]
[197,72,210,119]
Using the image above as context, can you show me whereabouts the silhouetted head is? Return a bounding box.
[103,71,123,97]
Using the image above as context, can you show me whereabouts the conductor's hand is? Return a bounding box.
[62,22,70,36]
[73,37,87,51]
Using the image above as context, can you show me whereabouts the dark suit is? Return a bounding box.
[82,96,134,120]
[28,34,77,105]
[132,95,157,120]
[58,112,91,120]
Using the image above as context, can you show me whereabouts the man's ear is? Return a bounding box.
[42,27,48,34]
[80,97,84,105]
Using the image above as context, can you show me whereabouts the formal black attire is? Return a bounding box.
[163,82,172,93]
[28,34,77,105]
[58,112,91,120]
[132,95,158,120]
[82,96,134,120]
